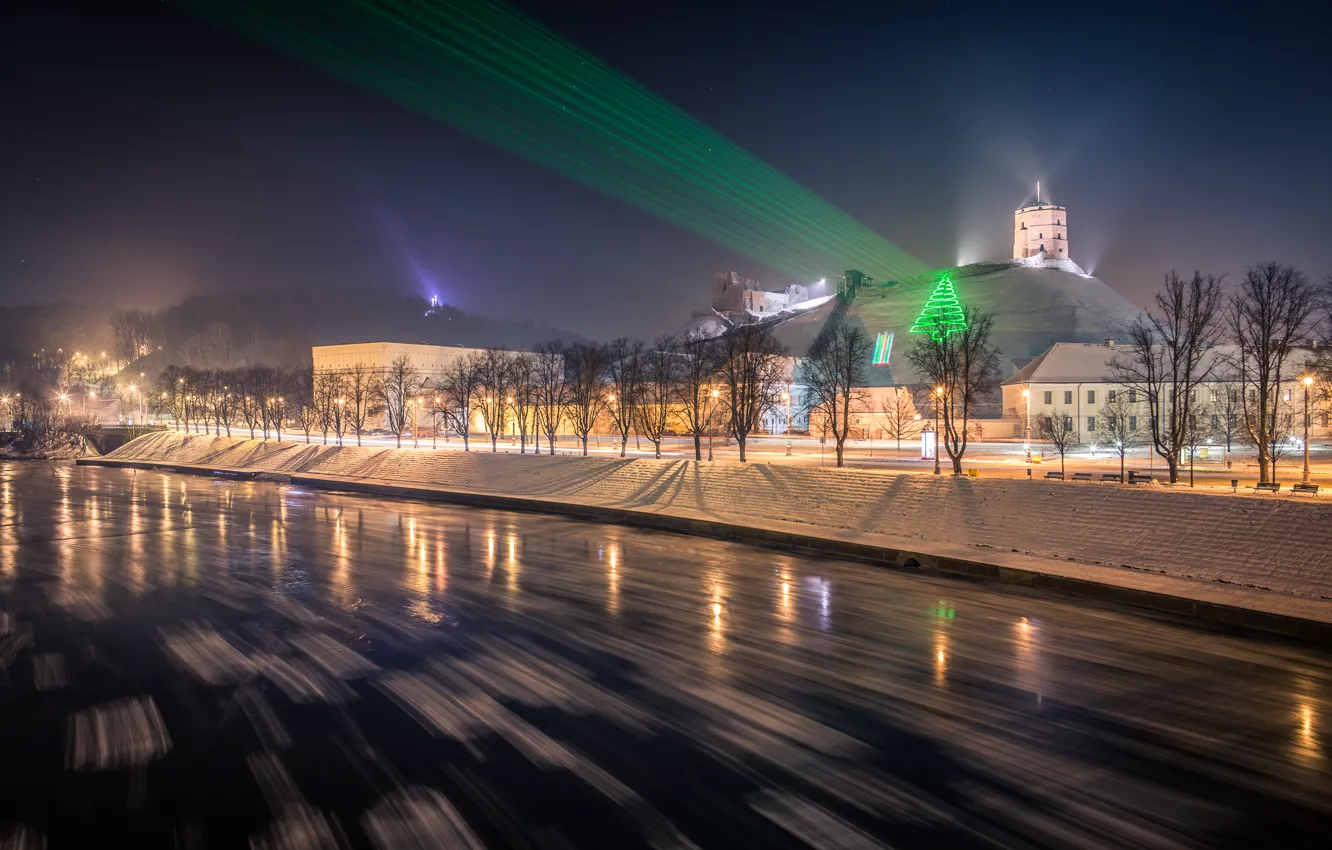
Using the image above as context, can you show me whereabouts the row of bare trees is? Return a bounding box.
[1109,263,1330,483]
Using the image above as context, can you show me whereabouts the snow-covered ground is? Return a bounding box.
[109,433,1332,600]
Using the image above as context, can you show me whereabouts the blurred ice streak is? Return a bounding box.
[162,626,255,684]
[749,790,890,849]
[67,696,172,770]
[361,787,484,850]
[255,653,350,704]
[249,804,341,850]
[288,631,378,679]
[0,622,32,671]
[248,753,341,850]
[43,582,111,622]
[0,824,45,850]
[31,652,67,691]
[236,686,293,749]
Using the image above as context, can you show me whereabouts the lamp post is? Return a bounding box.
[781,389,792,456]
[335,397,345,445]
[933,385,944,475]
[708,388,719,461]
[433,396,441,449]
[1021,387,1031,462]
[1303,375,1314,484]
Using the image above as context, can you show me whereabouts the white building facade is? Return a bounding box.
[1001,341,1329,448]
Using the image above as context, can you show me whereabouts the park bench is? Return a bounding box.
[1100,473,1122,482]
[1071,472,1093,481]
[1127,470,1155,484]
[1044,471,1064,480]
[1254,482,1281,494]
[1291,483,1319,497]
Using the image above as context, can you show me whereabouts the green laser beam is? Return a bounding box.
[182,0,926,283]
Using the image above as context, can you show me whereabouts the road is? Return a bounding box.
[1,463,1329,847]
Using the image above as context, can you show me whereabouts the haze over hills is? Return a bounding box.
[0,288,583,374]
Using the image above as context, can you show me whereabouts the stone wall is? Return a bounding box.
[108,432,1332,599]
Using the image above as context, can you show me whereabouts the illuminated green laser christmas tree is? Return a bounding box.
[182,0,925,283]
[908,273,968,341]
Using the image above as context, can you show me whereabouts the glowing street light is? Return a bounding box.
[1021,387,1032,462]
[932,385,945,475]
[1302,375,1314,484]
[781,389,792,456]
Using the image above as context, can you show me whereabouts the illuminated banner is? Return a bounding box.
[871,331,894,366]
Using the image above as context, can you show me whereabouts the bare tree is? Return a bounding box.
[509,351,537,454]
[473,348,512,452]
[676,336,720,461]
[436,353,482,451]
[1099,389,1146,482]
[605,337,644,458]
[802,323,872,467]
[374,355,427,448]
[1110,271,1225,483]
[1034,410,1080,477]
[1208,381,1245,460]
[565,342,608,456]
[874,388,920,451]
[293,368,320,443]
[1227,263,1320,483]
[531,341,568,455]
[905,307,1002,474]
[344,362,377,446]
[636,336,678,459]
[716,324,788,463]
[312,369,344,445]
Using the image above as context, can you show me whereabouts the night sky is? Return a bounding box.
[5,0,1329,340]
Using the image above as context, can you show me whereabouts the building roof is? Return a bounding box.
[999,342,1285,385]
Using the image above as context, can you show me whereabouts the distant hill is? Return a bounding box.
[0,288,584,375]
[769,260,1142,386]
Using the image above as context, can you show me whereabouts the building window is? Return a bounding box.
[1189,389,1197,403]
[1283,389,1292,402]
[1108,389,1117,403]
[1064,416,1074,431]
[1087,390,1096,404]
[1043,391,1052,405]
[1129,389,1138,403]
[1229,389,1239,403]
[1211,415,1220,429]
[1129,415,1138,431]
[1087,416,1095,432]
[1208,388,1217,403]
[1063,390,1073,405]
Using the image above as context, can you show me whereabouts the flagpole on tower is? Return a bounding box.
[1037,181,1041,204]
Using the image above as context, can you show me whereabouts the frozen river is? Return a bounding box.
[0,462,1328,847]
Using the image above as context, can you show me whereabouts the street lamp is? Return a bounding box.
[781,390,792,456]
[1021,387,1032,462]
[1303,375,1314,484]
[708,388,720,461]
[933,385,944,475]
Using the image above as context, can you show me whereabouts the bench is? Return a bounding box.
[1254,482,1281,493]
[1291,483,1319,497]
[1127,470,1154,484]
[1101,473,1122,482]
[1044,471,1064,480]
[1071,472,1093,481]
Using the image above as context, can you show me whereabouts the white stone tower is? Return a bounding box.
[1013,182,1068,261]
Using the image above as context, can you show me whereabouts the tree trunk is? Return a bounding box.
[693,434,702,461]
[835,439,845,467]
[1166,455,1179,483]
[653,439,661,459]
[619,437,627,458]
[737,437,747,463]
[952,454,963,474]
[356,430,361,446]
[581,436,588,456]
[396,431,402,448]
[1257,455,1270,484]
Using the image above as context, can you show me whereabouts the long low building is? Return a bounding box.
[1001,340,1329,445]
[312,341,487,378]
